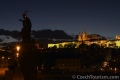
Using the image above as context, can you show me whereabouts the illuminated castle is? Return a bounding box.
[48,30,120,48]
[116,35,120,40]
[78,31,88,41]
[77,30,105,42]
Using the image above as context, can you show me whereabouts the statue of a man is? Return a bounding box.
[19,13,38,80]
[19,13,32,43]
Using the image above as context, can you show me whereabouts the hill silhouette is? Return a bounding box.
[32,29,73,39]
[0,29,73,40]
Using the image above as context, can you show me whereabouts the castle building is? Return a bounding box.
[116,35,120,40]
[78,31,88,41]
[48,30,120,48]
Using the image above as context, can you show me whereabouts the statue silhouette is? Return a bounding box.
[20,13,32,43]
[19,12,38,80]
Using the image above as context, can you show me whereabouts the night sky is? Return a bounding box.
[0,0,120,38]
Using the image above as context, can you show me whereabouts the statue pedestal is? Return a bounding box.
[5,69,24,80]
[18,44,38,80]
[5,70,13,80]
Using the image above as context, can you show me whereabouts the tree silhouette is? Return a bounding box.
[78,42,88,50]
[65,43,77,48]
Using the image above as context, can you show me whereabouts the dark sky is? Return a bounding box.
[0,0,120,38]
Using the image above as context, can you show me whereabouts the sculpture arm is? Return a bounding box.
[19,19,24,22]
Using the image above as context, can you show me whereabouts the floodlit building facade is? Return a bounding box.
[48,31,120,49]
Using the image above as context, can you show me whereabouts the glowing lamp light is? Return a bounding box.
[16,53,19,57]
[16,46,20,52]
[110,68,112,70]
[8,57,10,60]
[2,56,4,59]
[100,68,103,71]
[103,61,108,67]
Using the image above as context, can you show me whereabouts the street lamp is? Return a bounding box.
[16,46,20,52]
[16,46,20,58]
[16,53,19,58]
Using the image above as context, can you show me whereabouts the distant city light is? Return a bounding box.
[115,67,117,71]
[8,57,10,60]
[2,56,4,59]
[100,68,103,71]
[110,68,112,70]
[103,61,109,67]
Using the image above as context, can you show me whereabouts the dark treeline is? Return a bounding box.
[0,29,73,39]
